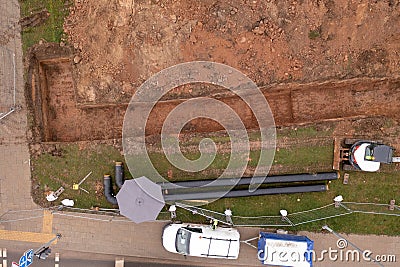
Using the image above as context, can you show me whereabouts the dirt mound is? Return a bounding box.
[64,0,400,104]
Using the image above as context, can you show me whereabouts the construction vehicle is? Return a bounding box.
[333,138,400,172]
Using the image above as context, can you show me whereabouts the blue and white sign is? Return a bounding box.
[258,232,314,267]
[15,249,33,267]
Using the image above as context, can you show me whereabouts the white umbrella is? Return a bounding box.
[116,176,165,223]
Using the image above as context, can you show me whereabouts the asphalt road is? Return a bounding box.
[6,249,200,267]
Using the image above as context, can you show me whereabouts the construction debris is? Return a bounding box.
[343,173,349,185]
[389,200,395,211]
[61,199,74,207]
[46,186,64,202]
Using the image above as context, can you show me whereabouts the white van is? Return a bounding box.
[162,223,240,259]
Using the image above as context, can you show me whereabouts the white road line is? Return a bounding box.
[1,248,6,267]
[115,257,124,267]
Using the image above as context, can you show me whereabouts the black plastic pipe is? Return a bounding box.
[163,184,327,201]
[115,162,124,188]
[160,172,338,190]
[103,174,118,205]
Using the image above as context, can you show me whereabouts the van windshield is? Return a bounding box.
[365,145,375,161]
[175,228,191,255]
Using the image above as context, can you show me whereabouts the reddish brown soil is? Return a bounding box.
[26,44,125,142]
[25,1,400,143]
[26,46,400,142]
[64,0,400,104]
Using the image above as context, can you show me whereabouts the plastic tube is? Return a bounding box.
[103,174,118,205]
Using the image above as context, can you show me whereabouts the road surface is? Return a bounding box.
[5,248,201,267]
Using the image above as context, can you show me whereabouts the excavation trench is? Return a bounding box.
[26,45,400,142]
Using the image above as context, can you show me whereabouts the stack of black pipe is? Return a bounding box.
[162,172,339,201]
[103,162,124,205]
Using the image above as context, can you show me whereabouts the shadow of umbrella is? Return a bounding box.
[116,176,165,223]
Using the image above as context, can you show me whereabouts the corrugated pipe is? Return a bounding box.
[115,162,124,188]
[103,174,118,205]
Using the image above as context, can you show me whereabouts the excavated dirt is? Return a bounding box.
[25,45,400,142]
[25,0,400,143]
[64,0,400,104]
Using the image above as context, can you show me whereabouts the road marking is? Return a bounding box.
[1,248,6,267]
[115,257,124,267]
[0,230,56,243]
[42,210,53,234]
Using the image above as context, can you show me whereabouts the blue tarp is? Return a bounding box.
[258,232,314,267]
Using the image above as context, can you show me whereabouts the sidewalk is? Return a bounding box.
[0,0,39,217]
[0,1,398,267]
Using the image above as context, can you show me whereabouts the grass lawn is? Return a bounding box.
[31,125,400,235]
[32,136,332,209]
[19,0,70,52]
[31,144,132,209]
[146,144,333,181]
[205,171,399,235]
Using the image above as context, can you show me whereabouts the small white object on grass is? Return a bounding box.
[46,192,58,202]
[169,205,176,212]
[279,209,288,217]
[334,195,343,202]
[61,199,75,207]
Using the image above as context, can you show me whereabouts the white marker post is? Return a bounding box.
[2,248,7,267]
